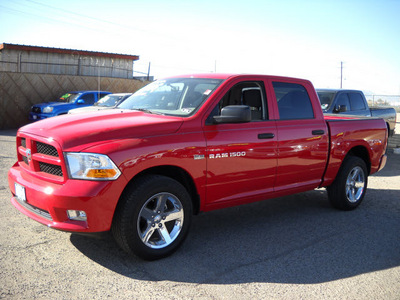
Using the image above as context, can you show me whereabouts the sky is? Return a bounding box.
[1,0,400,96]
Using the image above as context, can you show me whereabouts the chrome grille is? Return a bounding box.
[36,142,58,157]
[39,162,63,177]
[18,136,64,180]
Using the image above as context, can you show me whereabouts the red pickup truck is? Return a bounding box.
[8,74,388,260]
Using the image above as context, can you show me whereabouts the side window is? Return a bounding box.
[80,93,95,104]
[207,81,267,122]
[349,93,366,110]
[335,93,351,110]
[273,82,314,120]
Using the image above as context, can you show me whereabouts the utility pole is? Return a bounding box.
[340,61,343,89]
[147,62,151,81]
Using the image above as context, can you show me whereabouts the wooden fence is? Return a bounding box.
[0,72,149,129]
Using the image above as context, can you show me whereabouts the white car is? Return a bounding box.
[68,93,132,114]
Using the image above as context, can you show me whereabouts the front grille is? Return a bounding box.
[18,136,64,180]
[32,107,41,113]
[39,162,63,177]
[36,142,59,157]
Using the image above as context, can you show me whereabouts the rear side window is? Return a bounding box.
[273,82,314,120]
[349,93,366,110]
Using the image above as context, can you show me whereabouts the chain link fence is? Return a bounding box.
[0,71,149,129]
[365,95,400,112]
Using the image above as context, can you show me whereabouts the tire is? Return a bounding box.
[112,175,192,260]
[327,156,368,211]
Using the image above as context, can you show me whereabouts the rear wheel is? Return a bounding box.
[327,156,368,210]
[112,175,192,260]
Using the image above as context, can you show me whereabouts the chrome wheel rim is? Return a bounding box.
[345,166,365,203]
[137,192,184,249]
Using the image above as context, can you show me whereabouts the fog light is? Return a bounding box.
[67,210,87,221]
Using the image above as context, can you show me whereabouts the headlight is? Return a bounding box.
[43,106,54,113]
[65,153,121,180]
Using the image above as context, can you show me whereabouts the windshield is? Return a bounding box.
[95,94,129,107]
[59,93,80,103]
[118,78,223,116]
[317,91,336,110]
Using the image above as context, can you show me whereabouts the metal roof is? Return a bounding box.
[0,43,139,61]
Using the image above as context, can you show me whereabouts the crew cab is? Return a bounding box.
[29,91,111,121]
[317,89,396,136]
[9,74,387,260]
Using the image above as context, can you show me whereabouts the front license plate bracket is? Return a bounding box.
[15,183,26,202]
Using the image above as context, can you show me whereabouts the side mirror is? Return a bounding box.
[334,105,347,113]
[213,105,251,124]
[77,99,85,105]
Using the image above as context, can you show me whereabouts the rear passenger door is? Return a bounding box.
[271,81,329,191]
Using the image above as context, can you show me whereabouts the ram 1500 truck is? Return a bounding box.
[317,89,396,136]
[9,74,388,260]
[29,90,111,121]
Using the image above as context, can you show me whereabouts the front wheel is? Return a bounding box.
[327,156,368,210]
[112,175,192,260]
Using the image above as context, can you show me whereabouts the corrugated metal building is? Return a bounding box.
[0,43,139,79]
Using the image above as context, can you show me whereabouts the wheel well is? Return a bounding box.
[346,146,371,174]
[386,122,392,137]
[126,166,200,215]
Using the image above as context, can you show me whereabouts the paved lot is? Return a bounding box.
[1,129,399,299]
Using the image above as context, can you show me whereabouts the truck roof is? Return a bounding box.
[316,88,363,93]
[166,73,311,82]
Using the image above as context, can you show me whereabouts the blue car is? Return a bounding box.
[29,90,111,121]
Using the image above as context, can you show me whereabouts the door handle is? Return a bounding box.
[312,130,325,135]
[258,133,275,139]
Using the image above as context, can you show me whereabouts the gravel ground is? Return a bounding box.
[1,128,399,300]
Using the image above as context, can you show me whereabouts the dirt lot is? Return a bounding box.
[1,128,399,299]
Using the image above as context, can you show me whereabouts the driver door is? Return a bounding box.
[203,80,278,208]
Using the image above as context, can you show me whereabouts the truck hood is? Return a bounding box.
[20,109,184,151]
[33,102,65,108]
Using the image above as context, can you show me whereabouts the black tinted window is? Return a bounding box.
[349,93,366,110]
[273,82,314,120]
[81,93,95,104]
[336,93,350,110]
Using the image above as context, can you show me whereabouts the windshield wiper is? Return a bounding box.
[132,108,164,115]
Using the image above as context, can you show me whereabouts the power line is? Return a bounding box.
[25,0,147,33]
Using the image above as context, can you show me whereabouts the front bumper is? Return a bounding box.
[8,163,127,232]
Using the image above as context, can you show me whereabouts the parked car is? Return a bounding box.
[317,89,396,136]
[68,93,132,114]
[29,91,111,121]
[9,74,387,260]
